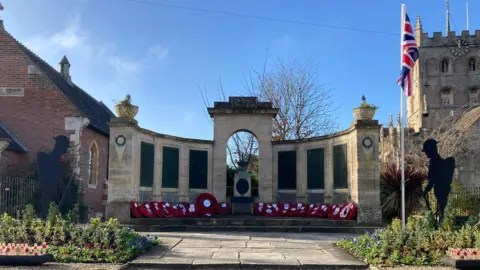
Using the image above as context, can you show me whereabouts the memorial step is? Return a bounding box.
[125,216,384,234]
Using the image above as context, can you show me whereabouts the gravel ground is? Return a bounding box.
[0,263,124,270]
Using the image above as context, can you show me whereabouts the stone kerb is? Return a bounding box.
[350,120,382,225]
[106,117,140,224]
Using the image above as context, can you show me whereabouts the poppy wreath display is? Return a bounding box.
[175,203,188,217]
[318,204,329,218]
[339,203,357,220]
[307,204,321,217]
[149,202,162,217]
[138,202,156,218]
[161,202,175,218]
[130,202,142,218]
[328,204,341,219]
[216,202,231,215]
[254,202,265,216]
[280,203,291,216]
[263,204,277,217]
[196,193,218,217]
[295,203,308,217]
[186,203,199,218]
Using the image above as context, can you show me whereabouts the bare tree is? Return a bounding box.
[199,58,338,171]
[382,105,480,175]
[198,80,259,171]
[245,58,338,140]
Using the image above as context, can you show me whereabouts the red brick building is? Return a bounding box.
[0,19,115,217]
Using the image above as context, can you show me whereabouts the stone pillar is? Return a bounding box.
[296,144,307,202]
[350,120,382,225]
[106,117,140,224]
[212,136,228,202]
[178,145,189,202]
[258,138,274,203]
[324,140,333,204]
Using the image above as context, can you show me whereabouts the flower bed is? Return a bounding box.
[0,204,159,263]
[1,242,48,256]
[337,214,480,266]
[447,248,480,260]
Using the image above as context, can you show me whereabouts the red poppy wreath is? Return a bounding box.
[196,193,218,217]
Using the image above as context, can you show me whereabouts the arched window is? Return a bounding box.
[469,58,477,72]
[88,142,99,186]
[469,87,479,104]
[440,88,454,105]
[441,59,449,73]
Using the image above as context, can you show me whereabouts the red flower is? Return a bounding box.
[457,251,461,256]
[24,248,30,254]
[34,252,39,256]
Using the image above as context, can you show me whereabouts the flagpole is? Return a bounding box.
[400,3,406,230]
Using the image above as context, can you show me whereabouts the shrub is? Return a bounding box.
[0,204,158,263]
[381,163,427,221]
[337,211,480,266]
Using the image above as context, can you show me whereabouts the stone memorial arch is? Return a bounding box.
[207,97,278,202]
[106,95,382,225]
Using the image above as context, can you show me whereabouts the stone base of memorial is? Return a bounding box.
[0,254,53,266]
[441,248,480,270]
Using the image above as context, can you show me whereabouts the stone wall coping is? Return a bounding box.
[273,120,380,144]
[109,118,381,145]
[109,117,214,144]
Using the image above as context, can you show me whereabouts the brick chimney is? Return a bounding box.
[59,55,71,82]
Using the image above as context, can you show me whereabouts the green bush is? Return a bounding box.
[337,210,480,266]
[0,204,158,263]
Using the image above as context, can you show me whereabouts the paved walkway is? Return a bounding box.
[129,232,368,269]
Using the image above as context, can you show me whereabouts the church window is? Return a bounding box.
[469,58,477,72]
[88,142,99,186]
[469,87,479,104]
[440,88,454,105]
[441,59,449,73]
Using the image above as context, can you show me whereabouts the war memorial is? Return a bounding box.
[106,96,383,229]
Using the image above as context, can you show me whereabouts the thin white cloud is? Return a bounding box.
[23,15,147,78]
[109,56,141,75]
[50,15,85,49]
[149,44,169,61]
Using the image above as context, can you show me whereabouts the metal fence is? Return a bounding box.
[449,186,480,216]
[0,176,40,218]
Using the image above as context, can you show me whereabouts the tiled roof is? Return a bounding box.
[0,121,28,153]
[4,31,115,136]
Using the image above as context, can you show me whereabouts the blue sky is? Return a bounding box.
[2,0,478,140]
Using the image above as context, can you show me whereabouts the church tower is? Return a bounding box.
[408,11,480,131]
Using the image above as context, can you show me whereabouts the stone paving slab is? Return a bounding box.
[128,232,368,269]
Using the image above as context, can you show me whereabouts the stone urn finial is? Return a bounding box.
[352,95,378,121]
[115,94,139,119]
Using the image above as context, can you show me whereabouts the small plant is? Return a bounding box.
[115,94,138,118]
[117,94,132,106]
[359,95,378,110]
[337,216,480,266]
[0,204,159,263]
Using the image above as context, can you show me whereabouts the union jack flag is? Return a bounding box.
[397,14,419,97]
